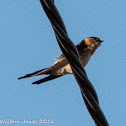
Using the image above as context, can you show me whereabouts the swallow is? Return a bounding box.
[18,37,103,84]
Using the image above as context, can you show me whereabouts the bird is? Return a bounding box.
[18,37,103,84]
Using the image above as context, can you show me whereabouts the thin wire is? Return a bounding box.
[40,0,109,125]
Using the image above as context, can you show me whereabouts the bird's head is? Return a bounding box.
[84,37,103,52]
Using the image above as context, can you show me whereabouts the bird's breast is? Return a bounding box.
[80,53,92,67]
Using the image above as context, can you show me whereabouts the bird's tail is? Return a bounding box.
[18,67,62,84]
[18,68,51,79]
[32,75,61,84]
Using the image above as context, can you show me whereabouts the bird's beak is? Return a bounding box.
[100,40,103,43]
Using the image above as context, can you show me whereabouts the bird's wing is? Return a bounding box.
[55,54,65,60]
[55,40,88,59]
[55,43,79,60]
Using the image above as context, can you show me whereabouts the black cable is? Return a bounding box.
[40,0,109,125]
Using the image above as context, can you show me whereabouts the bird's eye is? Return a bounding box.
[95,38,100,42]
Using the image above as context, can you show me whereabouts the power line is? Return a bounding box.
[40,0,109,125]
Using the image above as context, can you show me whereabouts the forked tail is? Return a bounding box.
[18,67,62,84]
[18,68,50,79]
[32,75,61,84]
